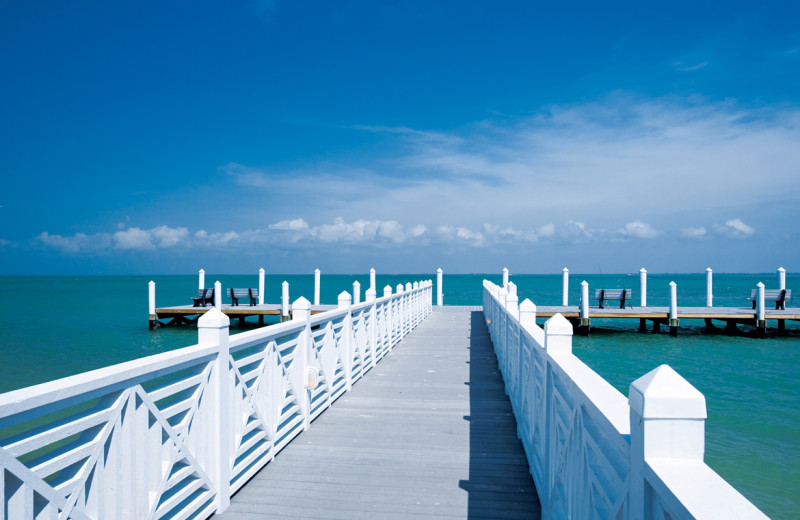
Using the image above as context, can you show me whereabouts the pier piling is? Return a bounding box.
[669,281,678,336]
[436,268,443,306]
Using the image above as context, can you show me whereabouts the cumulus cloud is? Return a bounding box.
[37,225,190,252]
[618,221,661,239]
[681,226,708,238]
[715,218,755,238]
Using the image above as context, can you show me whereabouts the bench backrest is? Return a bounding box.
[229,288,250,298]
[594,289,631,300]
[249,288,259,299]
[199,288,214,298]
[749,288,791,301]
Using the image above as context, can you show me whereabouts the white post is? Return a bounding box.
[370,268,376,292]
[384,285,392,298]
[628,365,707,520]
[314,269,321,306]
[214,280,222,310]
[281,281,289,318]
[562,267,569,306]
[199,268,205,290]
[757,282,765,322]
[291,297,311,429]
[544,314,573,354]
[338,291,353,389]
[507,281,517,297]
[519,298,537,329]
[706,268,713,307]
[405,282,412,291]
[580,280,589,331]
[148,281,158,330]
[502,267,509,287]
[506,293,519,320]
[396,283,404,294]
[197,308,231,512]
[258,268,265,305]
[366,288,376,302]
[778,267,786,291]
[437,268,443,306]
[669,281,678,336]
[639,268,647,307]
[353,281,361,305]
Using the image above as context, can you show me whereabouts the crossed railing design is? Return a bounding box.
[483,280,767,520]
[0,280,432,519]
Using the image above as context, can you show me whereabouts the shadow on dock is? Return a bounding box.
[459,311,541,519]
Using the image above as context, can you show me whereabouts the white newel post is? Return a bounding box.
[639,268,647,307]
[506,293,519,320]
[507,281,517,297]
[397,284,406,336]
[669,281,678,336]
[628,365,707,520]
[502,267,509,287]
[148,281,157,329]
[292,297,311,429]
[437,268,443,306]
[706,268,713,307]
[580,281,589,331]
[338,291,353,390]
[281,281,289,319]
[562,267,569,306]
[199,268,205,290]
[314,269,321,306]
[384,286,394,349]
[519,298,537,329]
[258,268,265,305]
[384,285,392,298]
[214,280,222,310]
[370,268,376,292]
[353,281,361,305]
[366,288,377,366]
[778,267,786,291]
[197,308,232,512]
[543,313,573,509]
[405,282,412,292]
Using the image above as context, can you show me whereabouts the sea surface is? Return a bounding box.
[0,273,797,518]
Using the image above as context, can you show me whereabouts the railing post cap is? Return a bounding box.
[282,280,289,286]
[338,291,351,301]
[384,284,392,291]
[198,307,230,328]
[757,281,765,288]
[259,267,264,273]
[640,267,646,273]
[370,267,375,273]
[544,313,572,335]
[199,268,205,273]
[520,298,536,311]
[413,281,419,289]
[437,267,442,273]
[706,267,712,272]
[629,365,706,419]
[315,268,320,273]
[581,280,588,287]
[293,296,311,309]
[669,281,677,287]
[405,282,412,290]
[778,266,785,272]
[563,267,569,272]
[366,288,376,296]
[149,280,155,286]
[353,280,360,286]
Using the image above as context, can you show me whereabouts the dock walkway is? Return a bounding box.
[214,306,541,519]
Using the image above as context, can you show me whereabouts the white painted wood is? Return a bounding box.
[148,280,156,316]
[353,280,361,305]
[258,268,265,305]
[706,268,713,307]
[281,281,289,317]
[562,267,569,306]
[520,298,537,329]
[757,282,765,321]
[503,267,509,287]
[506,293,519,319]
[670,281,678,322]
[580,280,589,320]
[436,268,443,306]
[383,285,392,297]
[314,269,321,306]
[214,280,222,310]
[778,267,786,290]
[369,268,376,292]
[640,268,647,307]
[199,268,205,290]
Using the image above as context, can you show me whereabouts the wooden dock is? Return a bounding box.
[152,303,337,327]
[213,306,541,519]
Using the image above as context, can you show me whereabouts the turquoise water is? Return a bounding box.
[0,273,797,518]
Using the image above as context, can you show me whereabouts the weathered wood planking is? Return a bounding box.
[214,307,541,520]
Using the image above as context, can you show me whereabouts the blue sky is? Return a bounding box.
[1,1,798,275]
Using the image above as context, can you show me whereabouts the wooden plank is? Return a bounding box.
[216,308,541,519]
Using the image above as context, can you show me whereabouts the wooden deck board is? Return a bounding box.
[535,305,800,320]
[213,307,541,520]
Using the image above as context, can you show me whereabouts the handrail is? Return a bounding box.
[483,279,767,520]
[0,280,433,519]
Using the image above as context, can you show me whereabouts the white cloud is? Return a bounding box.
[716,218,755,238]
[537,223,555,237]
[619,221,661,239]
[681,226,708,238]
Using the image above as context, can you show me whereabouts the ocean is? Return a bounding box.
[0,272,797,518]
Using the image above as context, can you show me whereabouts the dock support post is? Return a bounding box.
[669,281,678,336]
[437,268,443,306]
[281,281,289,321]
[778,266,786,291]
[314,269,321,306]
[629,365,707,520]
[639,318,647,332]
[578,280,590,335]
[706,267,713,307]
[562,267,569,306]
[338,291,353,389]
[214,280,222,310]
[502,267,509,287]
[370,268,376,293]
[258,268,265,305]
[292,297,311,430]
[148,280,159,329]
[199,268,205,290]
[639,268,647,307]
[756,282,766,338]
[198,307,231,513]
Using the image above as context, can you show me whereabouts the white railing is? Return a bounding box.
[0,281,433,520]
[483,280,768,520]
